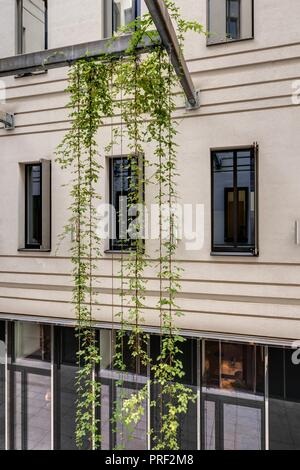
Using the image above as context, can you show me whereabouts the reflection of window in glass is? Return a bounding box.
[226,0,240,39]
[202,341,265,450]
[208,0,253,45]
[212,147,257,254]
[14,322,51,364]
[204,341,264,395]
[25,164,42,249]
[17,0,47,54]
[113,0,136,33]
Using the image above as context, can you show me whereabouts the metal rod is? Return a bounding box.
[145,0,200,109]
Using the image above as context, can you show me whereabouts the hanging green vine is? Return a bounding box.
[56,0,204,450]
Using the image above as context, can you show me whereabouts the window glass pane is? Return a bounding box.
[208,0,253,44]
[202,341,264,450]
[0,322,5,450]
[21,0,46,54]
[27,373,51,450]
[213,151,234,249]
[14,322,51,366]
[212,148,255,253]
[113,0,135,33]
[269,348,300,449]
[26,164,42,248]
[56,327,79,450]
[110,158,135,251]
[10,322,52,450]
[99,329,148,450]
[237,150,255,248]
[150,335,198,450]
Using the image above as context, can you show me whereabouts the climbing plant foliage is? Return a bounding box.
[56,0,204,450]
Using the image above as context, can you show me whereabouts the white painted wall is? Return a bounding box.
[0,0,300,341]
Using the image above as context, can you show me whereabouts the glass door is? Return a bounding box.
[201,340,265,450]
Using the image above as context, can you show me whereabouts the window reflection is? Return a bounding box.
[14,322,51,365]
[19,0,47,54]
[113,0,136,33]
[208,0,253,44]
[202,341,264,450]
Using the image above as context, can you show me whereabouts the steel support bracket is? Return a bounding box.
[0,111,15,130]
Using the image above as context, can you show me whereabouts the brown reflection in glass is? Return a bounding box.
[204,341,264,395]
[204,341,220,388]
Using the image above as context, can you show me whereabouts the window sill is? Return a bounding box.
[18,248,51,253]
[104,250,136,255]
[206,36,254,47]
[210,251,258,257]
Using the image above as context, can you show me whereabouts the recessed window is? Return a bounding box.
[22,160,51,251]
[17,0,48,54]
[109,156,143,251]
[207,0,253,45]
[211,146,258,255]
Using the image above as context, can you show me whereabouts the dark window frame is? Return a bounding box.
[211,145,259,256]
[17,0,48,55]
[108,155,144,252]
[207,0,254,46]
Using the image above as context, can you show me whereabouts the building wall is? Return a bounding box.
[0,0,300,341]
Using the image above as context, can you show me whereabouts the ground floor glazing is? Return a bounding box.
[0,319,299,450]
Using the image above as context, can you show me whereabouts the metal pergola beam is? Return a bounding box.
[145,0,200,109]
[0,33,160,78]
[0,1,199,109]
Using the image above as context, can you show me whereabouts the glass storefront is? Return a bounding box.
[0,319,299,449]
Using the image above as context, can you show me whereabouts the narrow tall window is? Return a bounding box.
[211,146,258,254]
[22,160,51,251]
[226,0,240,39]
[25,164,42,249]
[109,156,143,251]
[17,0,47,54]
